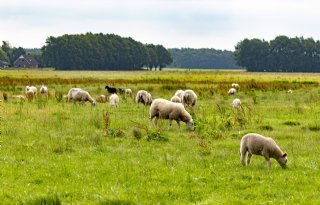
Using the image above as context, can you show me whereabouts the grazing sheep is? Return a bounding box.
[105,85,117,94]
[109,93,119,107]
[174,90,185,99]
[182,89,197,107]
[96,94,107,103]
[149,98,194,131]
[232,83,240,89]
[232,98,241,109]
[228,88,236,95]
[136,90,152,106]
[170,95,182,103]
[125,89,133,97]
[67,88,96,106]
[240,133,288,169]
[26,90,35,101]
[14,95,26,101]
[287,89,293,93]
[26,86,37,96]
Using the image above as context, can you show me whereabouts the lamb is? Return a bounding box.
[182,89,197,107]
[109,93,119,107]
[174,90,185,99]
[170,95,182,103]
[240,133,288,169]
[67,88,96,106]
[228,88,236,95]
[40,85,48,98]
[136,90,152,106]
[232,83,240,89]
[125,89,133,97]
[26,86,37,96]
[96,94,107,103]
[232,98,241,109]
[149,98,194,131]
[287,89,293,93]
[105,85,117,94]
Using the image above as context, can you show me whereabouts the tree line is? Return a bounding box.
[235,36,320,72]
[41,33,172,70]
[0,41,26,64]
[169,48,242,69]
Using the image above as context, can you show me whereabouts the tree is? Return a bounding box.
[0,48,9,62]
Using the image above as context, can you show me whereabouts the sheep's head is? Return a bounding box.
[187,119,194,131]
[277,153,288,168]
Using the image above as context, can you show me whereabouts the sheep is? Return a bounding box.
[136,90,152,106]
[26,90,35,101]
[149,98,194,131]
[40,85,48,95]
[109,93,119,107]
[182,89,197,107]
[232,98,241,109]
[96,94,107,103]
[232,83,240,89]
[67,88,96,106]
[125,89,133,97]
[3,92,8,101]
[228,88,236,95]
[13,95,26,101]
[170,95,182,103]
[240,133,288,169]
[174,90,185,99]
[105,85,117,94]
[287,89,293,93]
[26,86,37,96]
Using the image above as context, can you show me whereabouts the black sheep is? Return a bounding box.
[105,85,117,94]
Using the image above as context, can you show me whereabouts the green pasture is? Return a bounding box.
[1,69,320,204]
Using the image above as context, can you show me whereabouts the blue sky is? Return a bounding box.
[0,0,319,50]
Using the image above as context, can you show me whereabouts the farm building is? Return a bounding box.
[0,60,10,68]
[13,54,38,68]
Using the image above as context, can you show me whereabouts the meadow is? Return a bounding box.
[1,69,320,204]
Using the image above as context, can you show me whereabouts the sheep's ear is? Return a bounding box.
[283,153,287,157]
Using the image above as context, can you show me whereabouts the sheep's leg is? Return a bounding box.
[240,151,247,166]
[264,156,272,169]
[247,153,252,165]
[168,120,172,130]
[177,121,181,131]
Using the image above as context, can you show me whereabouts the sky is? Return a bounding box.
[0,0,320,51]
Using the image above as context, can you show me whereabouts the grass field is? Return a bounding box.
[1,69,320,204]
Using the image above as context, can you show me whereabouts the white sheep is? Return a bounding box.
[109,93,119,107]
[228,88,236,95]
[149,98,194,131]
[170,95,182,103]
[174,90,185,99]
[96,94,107,103]
[136,90,152,106]
[287,89,293,93]
[125,89,133,97]
[40,85,48,98]
[67,88,96,106]
[14,95,26,101]
[182,89,197,107]
[240,133,288,169]
[232,98,241,109]
[232,83,240,89]
[26,86,37,96]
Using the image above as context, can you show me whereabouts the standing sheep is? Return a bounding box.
[170,95,182,103]
[40,85,48,98]
[105,85,117,94]
[109,93,119,107]
[182,89,197,107]
[125,89,133,98]
[240,133,288,169]
[67,88,96,106]
[149,99,194,131]
[26,86,37,96]
[232,98,241,109]
[228,88,236,95]
[136,90,152,106]
[287,89,293,93]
